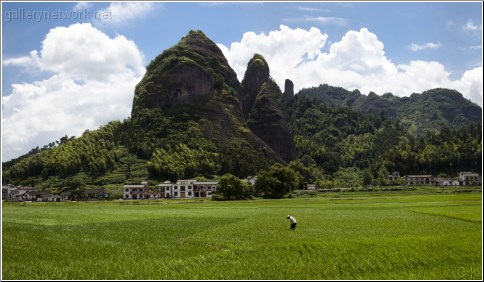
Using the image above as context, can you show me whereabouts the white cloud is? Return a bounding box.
[303,16,347,25]
[3,54,36,67]
[285,16,347,26]
[96,2,155,26]
[2,51,42,76]
[217,25,328,85]
[463,19,482,33]
[297,7,331,12]
[451,67,483,105]
[410,42,441,51]
[2,23,145,161]
[39,23,144,80]
[218,25,483,107]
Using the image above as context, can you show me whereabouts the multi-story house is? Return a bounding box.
[193,181,217,198]
[123,181,150,199]
[405,175,435,186]
[459,172,482,186]
[159,180,218,199]
[2,184,16,201]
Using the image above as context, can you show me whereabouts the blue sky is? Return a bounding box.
[1,1,483,161]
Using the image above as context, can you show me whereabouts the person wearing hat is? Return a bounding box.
[287,215,297,230]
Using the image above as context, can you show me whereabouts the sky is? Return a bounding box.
[1,1,483,162]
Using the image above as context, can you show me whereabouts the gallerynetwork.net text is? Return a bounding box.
[4,9,112,22]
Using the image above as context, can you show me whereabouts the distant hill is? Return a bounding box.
[296,84,482,135]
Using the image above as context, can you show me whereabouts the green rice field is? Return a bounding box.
[2,191,482,280]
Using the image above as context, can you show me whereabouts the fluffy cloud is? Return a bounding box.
[2,23,145,161]
[217,25,328,84]
[218,25,483,106]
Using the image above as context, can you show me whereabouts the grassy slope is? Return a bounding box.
[2,192,482,280]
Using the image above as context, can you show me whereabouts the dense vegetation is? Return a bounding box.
[296,85,481,135]
[212,173,253,200]
[383,123,482,176]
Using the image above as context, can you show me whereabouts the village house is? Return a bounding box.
[435,177,460,186]
[2,184,16,201]
[59,191,72,201]
[166,179,195,198]
[193,181,217,198]
[2,185,38,201]
[14,187,36,201]
[25,191,53,202]
[123,181,150,199]
[158,181,171,198]
[405,175,435,186]
[459,172,482,186]
[158,179,218,199]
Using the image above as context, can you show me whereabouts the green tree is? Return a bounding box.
[213,173,253,200]
[362,169,373,187]
[374,165,389,186]
[254,164,300,199]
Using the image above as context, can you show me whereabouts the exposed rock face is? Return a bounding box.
[282,79,295,104]
[132,30,240,114]
[131,30,283,163]
[247,80,297,162]
[240,54,270,119]
[241,54,296,162]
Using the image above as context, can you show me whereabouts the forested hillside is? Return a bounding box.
[297,84,482,135]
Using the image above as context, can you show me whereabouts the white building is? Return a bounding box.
[160,180,218,199]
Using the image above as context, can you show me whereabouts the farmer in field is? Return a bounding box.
[287,215,297,230]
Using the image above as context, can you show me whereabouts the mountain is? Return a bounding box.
[2,30,481,189]
[296,84,481,134]
[130,30,289,178]
[241,54,296,162]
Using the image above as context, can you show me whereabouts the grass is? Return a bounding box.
[2,191,482,280]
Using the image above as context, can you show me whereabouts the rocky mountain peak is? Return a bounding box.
[241,54,296,163]
[282,79,295,104]
[240,54,270,119]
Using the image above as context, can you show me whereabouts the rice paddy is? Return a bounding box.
[2,190,482,280]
